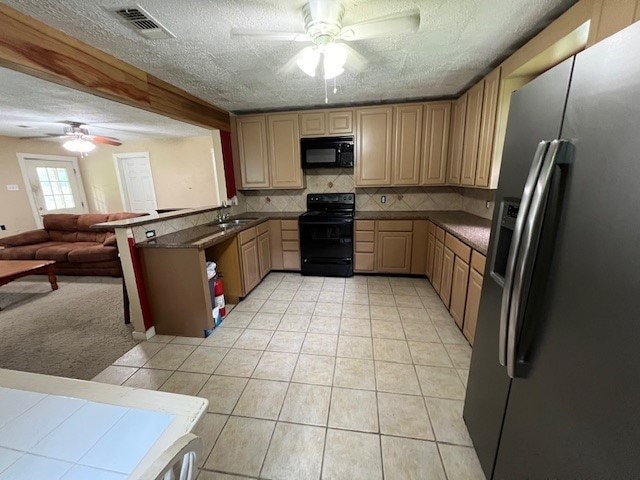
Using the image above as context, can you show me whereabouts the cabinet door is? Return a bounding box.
[236,115,270,189]
[421,102,451,185]
[258,232,271,279]
[240,238,261,293]
[447,94,467,185]
[450,256,470,328]
[461,81,484,186]
[432,239,444,294]
[476,67,501,187]
[328,110,354,134]
[440,247,455,307]
[356,107,393,186]
[268,113,303,188]
[393,104,423,185]
[425,233,435,280]
[300,112,326,136]
[463,268,483,344]
[377,231,412,273]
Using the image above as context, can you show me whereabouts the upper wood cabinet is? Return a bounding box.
[447,94,467,185]
[300,112,326,136]
[476,67,501,187]
[461,81,484,186]
[300,109,354,136]
[267,113,303,188]
[236,115,270,189]
[587,0,640,47]
[393,104,423,185]
[421,102,451,185]
[356,107,393,186]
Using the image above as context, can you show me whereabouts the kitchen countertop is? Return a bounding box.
[137,210,491,255]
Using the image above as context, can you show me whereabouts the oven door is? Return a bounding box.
[299,216,354,276]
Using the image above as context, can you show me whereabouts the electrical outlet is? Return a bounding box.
[6,184,19,191]
[145,230,156,238]
[381,195,386,204]
[485,201,491,209]
[0,225,5,231]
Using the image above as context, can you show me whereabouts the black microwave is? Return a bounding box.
[301,136,354,169]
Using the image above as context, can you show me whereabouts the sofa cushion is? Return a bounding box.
[0,242,63,260]
[0,229,50,247]
[49,230,78,242]
[77,214,112,232]
[103,234,117,246]
[43,214,80,232]
[76,231,107,243]
[67,244,119,263]
[34,242,99,262]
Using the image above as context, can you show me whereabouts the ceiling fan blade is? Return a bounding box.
[340,44,369,72]
[339,10,420,41]
[19,134,65,140]
[88,135,122,146]
[231,29,310,42]
[277,48,307,76]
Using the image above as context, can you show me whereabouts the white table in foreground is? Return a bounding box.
[0,369,208,479]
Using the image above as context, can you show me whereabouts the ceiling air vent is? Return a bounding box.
[112,5,175,40]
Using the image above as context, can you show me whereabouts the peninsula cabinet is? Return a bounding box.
[393,104,423,185]
[421,102,451,185]
[235,113,304,190]
[355,106,394,186]
[460,81,484,186]
[447,94,467,185]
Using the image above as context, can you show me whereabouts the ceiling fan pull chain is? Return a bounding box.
[324,78,328,104]
[333,77,337,94]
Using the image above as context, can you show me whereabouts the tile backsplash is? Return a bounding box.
[240,169,495,219]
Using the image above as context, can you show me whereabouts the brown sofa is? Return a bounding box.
[0,213,144,276]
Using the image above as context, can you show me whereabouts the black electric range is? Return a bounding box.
[299,193,355,277]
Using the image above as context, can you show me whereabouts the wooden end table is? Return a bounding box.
[0,260,58,309]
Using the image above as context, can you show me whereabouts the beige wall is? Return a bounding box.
[84,134,222,212]
[0,136,77,235]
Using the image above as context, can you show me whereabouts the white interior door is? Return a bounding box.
[114,152,158,213]
[18,154,89,227]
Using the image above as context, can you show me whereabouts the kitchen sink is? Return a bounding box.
[207,218,258,229]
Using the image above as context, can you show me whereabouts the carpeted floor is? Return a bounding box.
[0,275,139,380]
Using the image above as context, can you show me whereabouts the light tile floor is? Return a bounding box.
[95,272,484,480]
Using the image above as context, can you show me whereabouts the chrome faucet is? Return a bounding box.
[216,210,230,222]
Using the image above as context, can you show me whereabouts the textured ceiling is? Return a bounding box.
[0,67,210,140]
[3,0,576,113]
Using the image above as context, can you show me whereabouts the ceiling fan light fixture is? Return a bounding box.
[63,137,96,154]
[297,46,320,77]
[322,43,347,79]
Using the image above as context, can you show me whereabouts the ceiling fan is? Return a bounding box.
[231,0,420,81]
[21,121,122,156]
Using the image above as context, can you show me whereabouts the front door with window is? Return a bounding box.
[18,155,89,227]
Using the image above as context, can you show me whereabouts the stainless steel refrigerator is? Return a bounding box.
[463,21,640,479]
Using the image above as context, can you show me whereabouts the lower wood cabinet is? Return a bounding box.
[240,237,261,293]
[432,238,444,294]
[440,247,455,307]
[281,220,300,271]
[463,268,483,344]
[258,230,271,279]
[355,220,375,272]
[450,256,470,328]
[377,231,412,273]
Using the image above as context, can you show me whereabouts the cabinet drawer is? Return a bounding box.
[256,221,269,236]
[238,227,257,245]
[436,227,445,242]
[355,220,375,231]
[281,230,299,241]
[427,221,436,236]
[378,220,413,232]
[471,250,486,273]
[355,242,374,253]
[355,252,375,271]
[355,230,374,243]
[445,233,471,263]
[282,240,299,251]
[281,219,299,230]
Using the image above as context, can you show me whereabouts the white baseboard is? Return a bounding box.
[132,326,156,341]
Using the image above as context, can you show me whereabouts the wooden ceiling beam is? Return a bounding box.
[0,4,230,131]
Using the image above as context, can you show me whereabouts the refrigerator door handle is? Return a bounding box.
[498,141,550,367]
[506,139,574,378]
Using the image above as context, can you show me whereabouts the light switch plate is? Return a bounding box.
[6,184,19,191]
[145,230,156,238]
[381,195,386,204]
